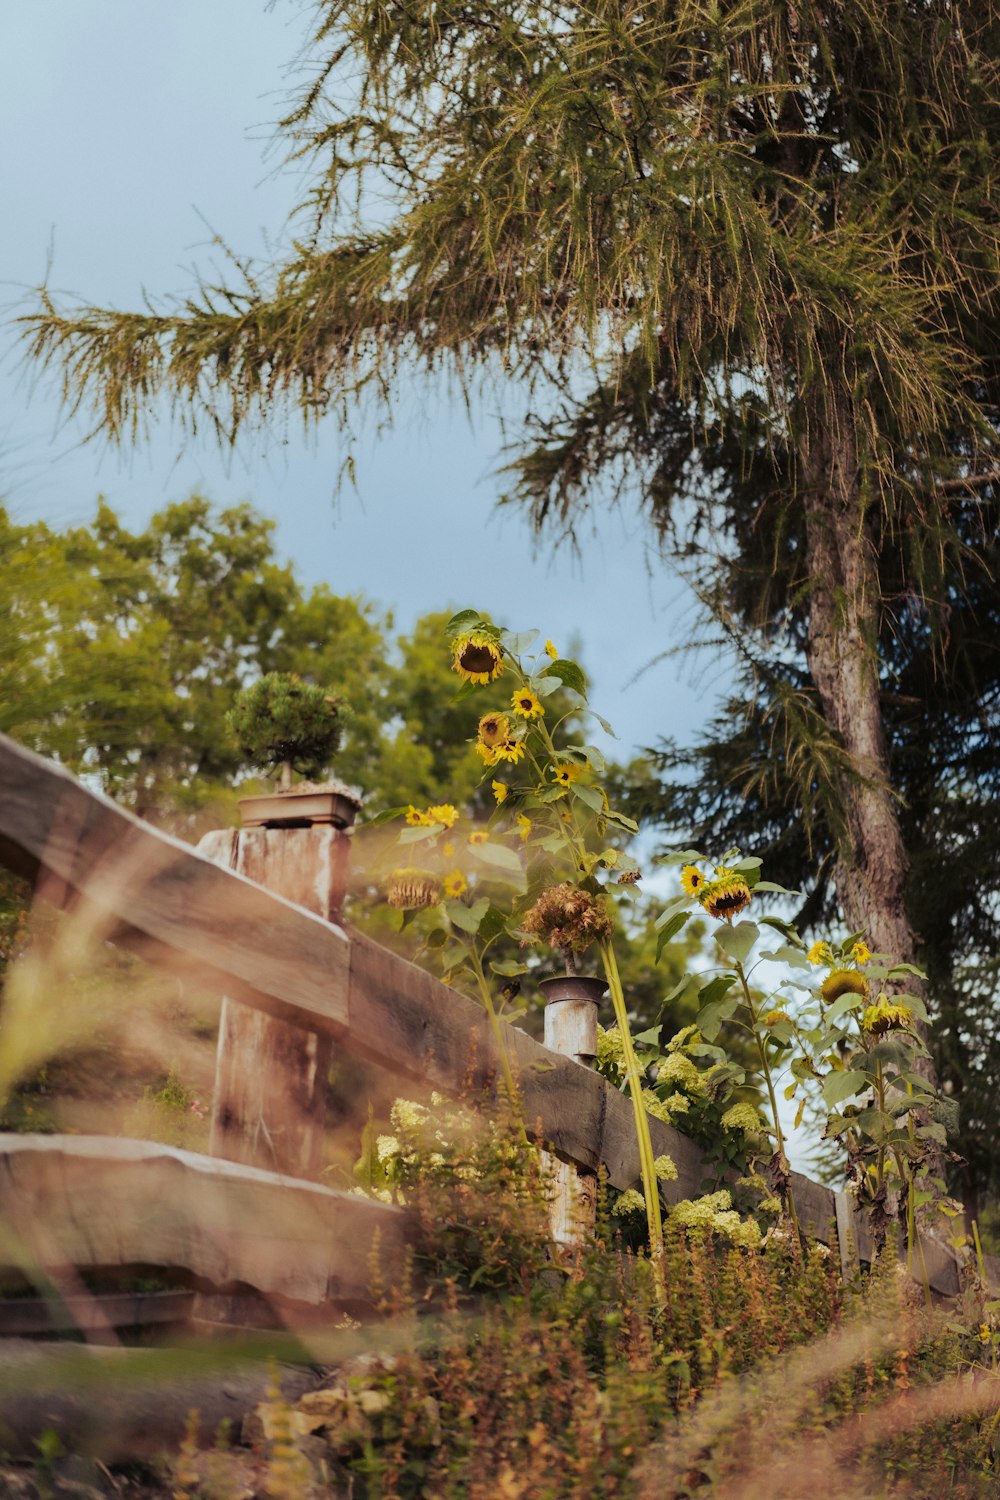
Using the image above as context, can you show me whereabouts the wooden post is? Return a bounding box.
[198,804,358,1180]
[542,978,602,1245]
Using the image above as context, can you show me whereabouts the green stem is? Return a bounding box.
[600,936,666,1294]
[471,953,527,1144]
[737,959,802,1247]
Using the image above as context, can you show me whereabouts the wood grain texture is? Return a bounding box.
[201,826,346,1177]
[0,1134,408,1305]
[0,736,969,1295]
[0,735,351,1034]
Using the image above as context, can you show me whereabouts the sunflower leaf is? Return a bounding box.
[530,674,562,698]
[540,658,587,696]
[572,782,604,813]
[472,842,526,887]
[714,921,759,965]
[654,911,689,962]
[445,609,483,636]
[445,898,490,934]
[360,804,409,827]
[822,1070,870,1107]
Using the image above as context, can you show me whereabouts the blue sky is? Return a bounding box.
[0,1,733,761]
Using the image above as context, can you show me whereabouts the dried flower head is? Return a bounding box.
[522,882,614,956]
[386,868,439,909]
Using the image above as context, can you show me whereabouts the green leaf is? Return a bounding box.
[655,911,690,963]
[714,921,759,966]
[502,629,539,654]
[824,991,866,1024]
[425,928,448,949]
[886,962,928,980]
[540,658,587,696]
[445,898,490,934]
[590,711,618,738]
[604,809,639,833]
[444,609,483,636]
[750,880,802,895]
[822,1070,870,1107]
[531,674,562,698]
[656,849,708,865]
[582,744,606,773]
[633,1025,661,1046]
[760,944,811,969]
[697,997,739,1042]
[733,857,763,872]
[472,842,526,886]
[359,804,410,827]
[398,824,437,844]
[698,974,737,1008]
[489,959,529,977]
[759,917,806,947]
[654,896,690,930]
[572,782,604,813]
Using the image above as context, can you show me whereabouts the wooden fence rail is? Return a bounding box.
[0,733,985,1309]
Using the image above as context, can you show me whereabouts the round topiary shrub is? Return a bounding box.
[226,673,344,787]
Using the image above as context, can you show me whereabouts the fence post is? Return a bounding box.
[541,977,602,1245]
[198,792,360,1180]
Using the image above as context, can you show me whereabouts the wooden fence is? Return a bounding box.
[0,733,986,1334]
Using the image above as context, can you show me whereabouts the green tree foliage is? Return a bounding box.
[21,3,1000,1045]
[227,672,344,783]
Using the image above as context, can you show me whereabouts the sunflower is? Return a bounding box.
[516,814,532,842]
[820,969,868,1005]
[680,865,705,897]
[405,805,433,827]
[386,868,439,909]
[511,687,544,720]
[478,712,511,749]
[468,830,489,846]
[427,804,459,829]
[493,737,526,764]
[476,742,500,765]
[807,941,834,966]
[443,870,468,899]
[491,779,508,804]
[452,630,504,684]
[763,1009,789,1027]
[552,761,582,787]
[861,998,912,1037]
[701,872,752,921]
[545,639,558,660]
[851,940,873,966]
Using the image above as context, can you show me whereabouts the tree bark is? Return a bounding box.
[798,399,936,1086]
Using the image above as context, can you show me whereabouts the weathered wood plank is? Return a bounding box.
[0,1290,195,1337]
[202,826,349,1177]
[0,735,351,1034]
[0,1134,408,1306]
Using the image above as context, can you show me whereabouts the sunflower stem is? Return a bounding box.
[737,958,802,1249]
[599,936,666,1299]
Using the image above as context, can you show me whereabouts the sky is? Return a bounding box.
[0,2,822,1170]
[0,0,735,765]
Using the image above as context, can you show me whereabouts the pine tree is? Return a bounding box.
[21,2,1000,1077]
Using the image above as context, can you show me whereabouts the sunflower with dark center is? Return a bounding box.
[680,865,705,897]
[552,761,582,787]
[511,687,544,720]
[493,737,526,764]
[820,969,868,1005]
[700,872,752,921]
[386,868,439,910]
[476,712,511,760]
[452,630,504,684]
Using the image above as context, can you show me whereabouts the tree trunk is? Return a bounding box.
[798,400,936,1088]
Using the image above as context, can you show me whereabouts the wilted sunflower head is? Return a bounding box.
[862,997,912,1037]
[452,630,504,684]
[477,712,511,750]
[820,968,868,1005]
[522,882,614,956]
[701,872,752,921]
[386,867,439,910]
